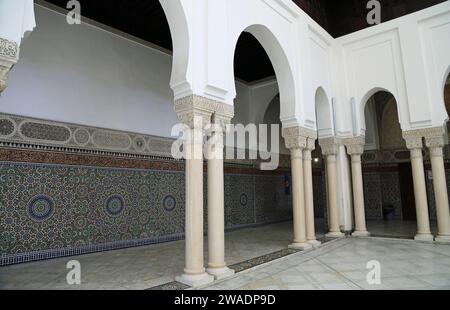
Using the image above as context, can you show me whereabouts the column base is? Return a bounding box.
[414,233,434,243]
[206,266,235,280]
[307,239,322,248]
[176,272,215,288]
[352,230,370,237]
[289,242,312,250]
[435,235,450,244]
[325,231,345,238]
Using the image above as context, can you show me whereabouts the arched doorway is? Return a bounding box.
[314,87,334,232]
[222,27,299,257]
[362,91,425,237]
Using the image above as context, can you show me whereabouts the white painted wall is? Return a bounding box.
[335,2,450,134]
[1,5,178,138]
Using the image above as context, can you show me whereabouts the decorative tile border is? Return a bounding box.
[146,281,190,291]
[0,233,184,267]
[228,248,300,273]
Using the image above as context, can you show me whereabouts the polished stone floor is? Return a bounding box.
[0,219,443,290]
[204,238,450,290]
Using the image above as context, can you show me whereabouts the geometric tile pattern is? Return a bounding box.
[362,172,383,219]
[0,161,292,265]
[380,172,403,220]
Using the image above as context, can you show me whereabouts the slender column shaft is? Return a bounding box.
[351,154,369,236]
[289,148,311,250]
[175,104,215,287]
[184,128,206,275]
[303,148,320,246]
[429,147,450,242]
[410,148,433,241]
[206,125,234,279]
[207,135,225,268]
[326,154,341,235]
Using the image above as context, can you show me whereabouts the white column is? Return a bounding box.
[403,133,434,242]
[175,97,214,287]
[345,137,370,237]
[320,138,345,238]
[426,133,450,244]
[337,144,355,232]
[283,127,314,250]
[304,138,321,247]
[289,147,312,250]
[206,114,235,279]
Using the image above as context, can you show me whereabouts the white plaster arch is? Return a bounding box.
[158,0,191,98]
[359,87,403,133]
[315,87,333,139]
[231,25,297,126]
[262,94,289,155]
[442,65,450,100]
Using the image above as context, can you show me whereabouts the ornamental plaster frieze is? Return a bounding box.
[0,113,176,159]
[0,38,19,93]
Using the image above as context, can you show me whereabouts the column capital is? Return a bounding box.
[319,137,342,156]
[424,126,448,149]
[174,95,234,129]
[402,130,424,150]
[403,127,448,150]
[0,38,19,93]
[344,136,366,156]
[282,126,315,150]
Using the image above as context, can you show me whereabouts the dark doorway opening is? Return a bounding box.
[399,163,417,221]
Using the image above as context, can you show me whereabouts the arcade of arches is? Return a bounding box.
[0,1,450,290]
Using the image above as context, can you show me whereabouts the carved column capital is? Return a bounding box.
[302,138,316,161]
[402,130,424,150]
[282,126,316,151]
[319,137,341,156]
[424,126,448,149]
[344,136,366,156]
[0,38,19,93]
[174,95,234,130]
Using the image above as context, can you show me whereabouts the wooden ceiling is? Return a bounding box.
[44,0,445,83]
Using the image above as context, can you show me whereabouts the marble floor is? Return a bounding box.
[204,238,450,290]
[0,219,443,290]
[0,222,300,290]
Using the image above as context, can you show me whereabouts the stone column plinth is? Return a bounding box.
[320,138,344,238]
[345,137,370,237]
[425,129,450,244]
[403,131,433,242]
